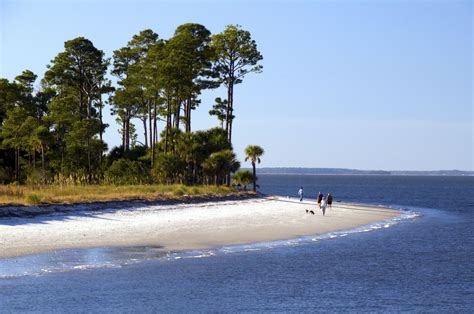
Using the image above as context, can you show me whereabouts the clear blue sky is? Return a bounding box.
[1,0,472,171]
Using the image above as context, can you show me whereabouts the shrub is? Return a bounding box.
[202,150,240,185]
[232,170,253,190]
[26,193,42,204]
[104,159,151,185]
[173,185,188,196]
[26,168,51,186]
[152,154,186,184]
[0,167,10,184]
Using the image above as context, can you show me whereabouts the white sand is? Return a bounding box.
[0,197,399,259]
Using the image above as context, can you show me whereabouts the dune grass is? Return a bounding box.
[0,184,248,206]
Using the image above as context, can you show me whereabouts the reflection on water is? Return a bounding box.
[0,246,166,278]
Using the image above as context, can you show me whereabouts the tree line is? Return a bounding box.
[0,24,264,188]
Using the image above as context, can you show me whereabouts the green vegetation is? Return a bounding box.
[210,25,263,143]
[0,184,249,206]
[0,24,264,189]
[244,145,265,192]
[26,193,42,205]
[232,170,253,190]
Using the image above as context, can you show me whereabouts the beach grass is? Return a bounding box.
[0,184,247,206]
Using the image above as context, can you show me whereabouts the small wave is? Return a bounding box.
[163,250,216,261]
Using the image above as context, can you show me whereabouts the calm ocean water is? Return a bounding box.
[0,175,473,312]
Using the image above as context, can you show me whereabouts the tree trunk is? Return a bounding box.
[165,96,172,154]
[87,138,92,184]
[148,102,152,150]
[99,94,103,141]
[125,108,131,151]
[185,97,192,133]
[151,103,157,168]
[174,98,181,129]
[79,72,84,119]
[41,144,45,185]
[154,107,158,145]
[87,95,92,119]
[15,148,20,182]
[228,80,234,144]
[154,107,158,147]
[252,161,256,192]
[187,162,193,185]
[225,82,231,139]
[41,144,45,173]
[60,145,64,180]
[193,161,197,184]
[183,98,188,132]
[122,119,126,150]
[143,116,148,148]
[79,90,83,119]
[224,78,234,186]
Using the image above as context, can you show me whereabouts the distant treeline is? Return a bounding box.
[252,168,473,176]
[0,24,263,186]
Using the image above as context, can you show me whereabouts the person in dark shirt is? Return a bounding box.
[317,192,323,208]
[326,193,333,209]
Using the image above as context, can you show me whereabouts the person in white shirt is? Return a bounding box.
[298,187,304,201]
[321,198,327,216]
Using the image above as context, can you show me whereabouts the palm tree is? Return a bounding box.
[244,145,264,192]
[203,149,240,185]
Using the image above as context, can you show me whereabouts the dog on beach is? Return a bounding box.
[305,209,315,215]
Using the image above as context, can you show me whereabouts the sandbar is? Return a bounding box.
[0,197,400,259]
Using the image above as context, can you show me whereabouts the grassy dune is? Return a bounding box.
[0,184,249,206]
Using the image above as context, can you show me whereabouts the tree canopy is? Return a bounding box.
[0,24,264,187]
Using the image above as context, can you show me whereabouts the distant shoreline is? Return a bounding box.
[257,173,474,177]
[248,168,473,176]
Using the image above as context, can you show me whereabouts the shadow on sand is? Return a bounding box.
[0,193,262,226]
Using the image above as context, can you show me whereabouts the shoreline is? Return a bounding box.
[0,197,401,259]
[0,192,258,218]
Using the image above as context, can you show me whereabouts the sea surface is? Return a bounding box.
[0,175,473,312]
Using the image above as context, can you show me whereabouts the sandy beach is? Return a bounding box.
[0,197,400,259]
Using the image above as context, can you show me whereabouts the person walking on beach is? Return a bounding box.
[326,193,333,209]
[321,198,327,216]
[298,187,304,202]
[317,192,323,208]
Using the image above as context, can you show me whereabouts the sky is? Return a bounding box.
[0,0,472,171]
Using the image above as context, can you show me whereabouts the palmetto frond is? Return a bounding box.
[244,145,264,161]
